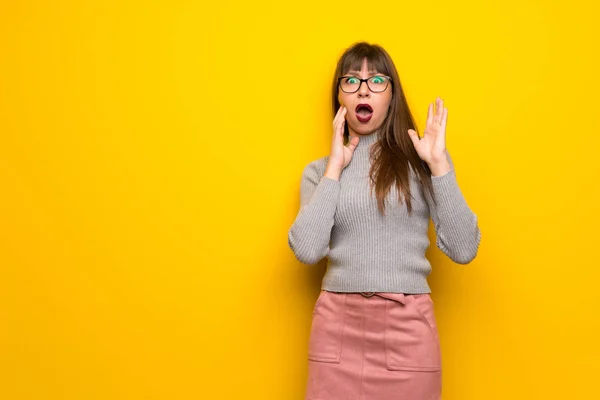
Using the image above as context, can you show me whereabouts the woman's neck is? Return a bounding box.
[350,131,380,149]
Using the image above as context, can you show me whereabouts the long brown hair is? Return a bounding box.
[331,41,436,215]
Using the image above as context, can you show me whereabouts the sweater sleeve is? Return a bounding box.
[424,150,482,264]
[287,160,340,265]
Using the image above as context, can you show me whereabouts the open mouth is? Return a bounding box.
[355,103,373,123]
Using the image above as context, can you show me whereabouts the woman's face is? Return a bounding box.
[338,58,392,136]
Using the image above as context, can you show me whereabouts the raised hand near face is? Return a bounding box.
[325,106,360,180]
[407,97,451,176]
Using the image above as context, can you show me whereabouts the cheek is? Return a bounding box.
[338,92,350,107]
[380,95,392,115]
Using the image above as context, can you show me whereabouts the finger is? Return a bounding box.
[441,107,448,127]
[432,97,440,124]
[346,134,360,151]
[335,108,347,137]
[334,105,345,121]
[333,106,343,125]
[426,102,434,127]
[335,105,347,125]
[407,129,420,146]
[337,117,345,138]
[437,98,444,124]
[333,106,345,135]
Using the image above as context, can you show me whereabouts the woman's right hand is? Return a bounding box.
[325,106,360,180]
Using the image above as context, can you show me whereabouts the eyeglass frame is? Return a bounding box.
[337,74,393,93]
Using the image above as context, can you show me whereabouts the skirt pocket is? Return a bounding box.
[384,294,441,371]
[307,291,346,363]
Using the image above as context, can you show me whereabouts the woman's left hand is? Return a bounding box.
[407,97,451,175]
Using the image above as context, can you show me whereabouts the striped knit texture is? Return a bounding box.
[288,132,481,293]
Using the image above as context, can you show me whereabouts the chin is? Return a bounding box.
[350,122,379,135]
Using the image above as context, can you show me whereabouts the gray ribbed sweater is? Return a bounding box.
[287,131,481,294]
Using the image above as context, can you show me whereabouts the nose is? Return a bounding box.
[357,80,370,98]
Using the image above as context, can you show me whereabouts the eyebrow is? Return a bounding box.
[344,71,385,77]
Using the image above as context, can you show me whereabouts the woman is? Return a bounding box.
[287,41,481,400]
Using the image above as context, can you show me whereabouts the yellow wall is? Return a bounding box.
[1,1,598,398]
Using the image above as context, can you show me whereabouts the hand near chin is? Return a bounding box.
[407,97,450,173]
[327,106,360,173]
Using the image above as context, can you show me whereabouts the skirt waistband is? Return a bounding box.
[326,291,413,305]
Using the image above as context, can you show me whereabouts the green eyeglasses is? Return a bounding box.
[338,75,392,93]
